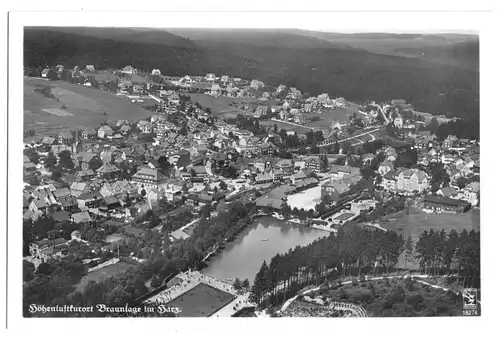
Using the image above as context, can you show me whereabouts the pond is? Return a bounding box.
[203,216,330,284]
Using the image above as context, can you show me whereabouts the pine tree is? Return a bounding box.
[404,235,414,269]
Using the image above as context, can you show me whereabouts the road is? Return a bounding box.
[269,118,316,130]
[315,127,382,148]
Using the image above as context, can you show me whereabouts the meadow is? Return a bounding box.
[24,77,154,138]
[75,261,135,293]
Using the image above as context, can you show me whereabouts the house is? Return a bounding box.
[210,84,222,96]
[131,168,169,192]
[122,65,137,75]
[51,210,71,222]
[99,195,122,211]
[72,211,92,224]
[391,99,406,105]
[80,127,97,140]
[329,165,361,179]
[97,125,114,139]
[53,188,72,201]
[322,179,352,204]
[304,156,321,173]
[85,65,95,72]
[250,79,265,90]
[205,73,216,82]
[378,161,394,175]
[77,191,103,209]
[29,238,68,261]
[58,195,79,211]
[395,169,429,193]
[151,69,161,76]
[254,173,274,185]
[57,130,74,145]
[259,142,277,156]
[394,117,404,128]
[70,182,89,197]
[41,68,56,79]
[220,75,229,83]
[77,152,102,171]
[254,105,269,118]
[255,195,285,210]
[95,162,120,181]
[303,104,312,112]
[423,195,471,213]
[29,198,49,213]
[137,120,153,134]
[41,137,56,146]
[443,135,458,149]
[275,159,294,175]
[291,170,307,184]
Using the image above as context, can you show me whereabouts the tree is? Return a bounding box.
[51,170,62,181]
[310,144,319,154]
[233,278,242,290]
[241,278,250,290]
[250,261,269,305]
[45,152,57,169]
[219,180,228,191]
[28,151,39,165]
[58,150,74,170]
[150,274,161,288]
[456,177,467,190]
[404,235,414,269]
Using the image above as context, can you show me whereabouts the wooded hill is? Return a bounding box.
[24,27,479,119]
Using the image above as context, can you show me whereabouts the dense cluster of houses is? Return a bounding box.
[23,67,480,270]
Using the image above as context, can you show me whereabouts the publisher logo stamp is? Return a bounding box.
[462,288,479,316]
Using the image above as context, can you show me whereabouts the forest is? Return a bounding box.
[24,28,479,119]
[249,225,480,311]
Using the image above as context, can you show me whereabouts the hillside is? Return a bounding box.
[24,77,153,137]
[24,28,479,118]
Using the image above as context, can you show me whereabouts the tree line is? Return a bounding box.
[250,225,480,309]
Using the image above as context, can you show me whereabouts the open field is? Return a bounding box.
[380,211,480,240]
[75,261,134,293]
[189,93,279,119]
[305,104,361,128]
[24,77,154,138]
[379,210,480,269]
[189,94,247,119]
[164,283,236,317]
[82,70,118,82]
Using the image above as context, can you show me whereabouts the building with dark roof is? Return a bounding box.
[423,195,471,213]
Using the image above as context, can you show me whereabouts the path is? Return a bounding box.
[315,127,382,148]
[270,118,316,130]
[277,273,476,315]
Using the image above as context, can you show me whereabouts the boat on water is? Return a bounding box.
[261,238,268,242]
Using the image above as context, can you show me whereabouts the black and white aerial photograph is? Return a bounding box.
[4,4,496,336]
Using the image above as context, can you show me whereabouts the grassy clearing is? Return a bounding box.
[75,261,134,293]
[189,94,246,117]
[83,71,118,82]
[380,211,480,240]
[24,78,153,137]
[379,211,480,269]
